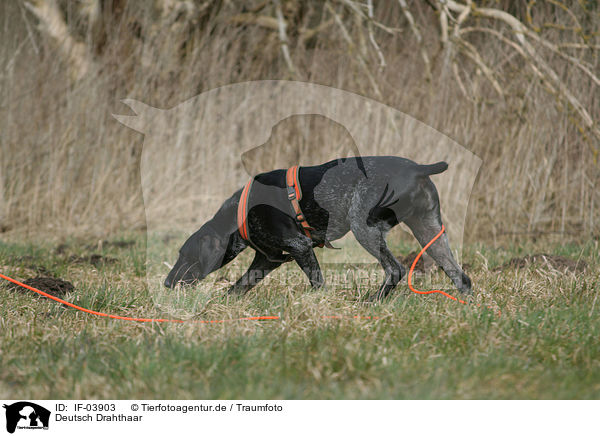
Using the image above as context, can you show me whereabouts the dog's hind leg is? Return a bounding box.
[227,251,284,296]
[404,214,472,295]
[351,223,405,301]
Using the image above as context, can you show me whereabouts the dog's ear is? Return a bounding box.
[195,225,230,276]
[165,223,230,287]
[165,192,239,288]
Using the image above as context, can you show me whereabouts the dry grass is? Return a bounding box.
[0,232,599,399]
[0,0,598,241]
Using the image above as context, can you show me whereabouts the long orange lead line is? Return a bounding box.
[0,272,380,323]
[1,224,495,322]
[407,225,499,314]
[0,272,279,324]
[407,225,468,304]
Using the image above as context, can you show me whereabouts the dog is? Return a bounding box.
[164,156,472,301]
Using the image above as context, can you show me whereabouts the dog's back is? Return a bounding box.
[293,156,448,234]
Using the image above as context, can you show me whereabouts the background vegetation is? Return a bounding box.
[0,0,598,239]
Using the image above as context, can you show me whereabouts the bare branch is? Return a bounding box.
[456,38,504,97]
[227,13,279,30]
[24,0,90,81]
[273,0,297,78]
[17,0,40,54]
[336,0,402,35]
[397,0,431,79]
[366,0,386,69]
[439,5,449,46]
[299,18,334,44]
[326,1,382,99]
[78,0,103,50]
[445,0,600,141]
[452,61,471,100]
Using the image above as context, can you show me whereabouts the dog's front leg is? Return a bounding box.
[227,251,284,296]
[289,245,324,289]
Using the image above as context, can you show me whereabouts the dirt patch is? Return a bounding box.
[67,254,118,266]
[106,240,135,248]
[8,276,74,298]
[54,243,69,255]
[85,240,136,251]
[25,264,50,275]
[15,255,37,263]
[56,239,135,255]
[494,254,587,273]
[12,257,51,275]
[162,234,178,245]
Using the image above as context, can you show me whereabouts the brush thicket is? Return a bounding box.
[0,1,597,242]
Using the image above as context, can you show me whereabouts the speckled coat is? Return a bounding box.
[165,156,471,301]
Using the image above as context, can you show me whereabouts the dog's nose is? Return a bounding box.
[164,277,173,288]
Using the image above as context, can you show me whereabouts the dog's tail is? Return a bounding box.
[417,161,448,176]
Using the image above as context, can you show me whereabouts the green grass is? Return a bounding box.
[0,232,599,399]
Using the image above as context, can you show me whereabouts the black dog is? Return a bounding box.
[165,156,471,301]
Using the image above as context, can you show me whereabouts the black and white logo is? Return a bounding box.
[3,402,50,434]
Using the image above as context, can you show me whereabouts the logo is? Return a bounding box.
[3,402,50,434]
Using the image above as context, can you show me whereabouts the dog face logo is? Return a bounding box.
[3,402,50,434]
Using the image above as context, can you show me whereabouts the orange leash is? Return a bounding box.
[0,272,279,324]
[0,272,380,322]
[407,225,467,305]
[1,224,493,322]
[0,271,381,322]
[407,225,498,313]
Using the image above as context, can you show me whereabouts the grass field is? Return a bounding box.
[1,0,597,405]
[1,232,599,399]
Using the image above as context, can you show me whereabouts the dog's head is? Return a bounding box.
[164,225,228,288]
